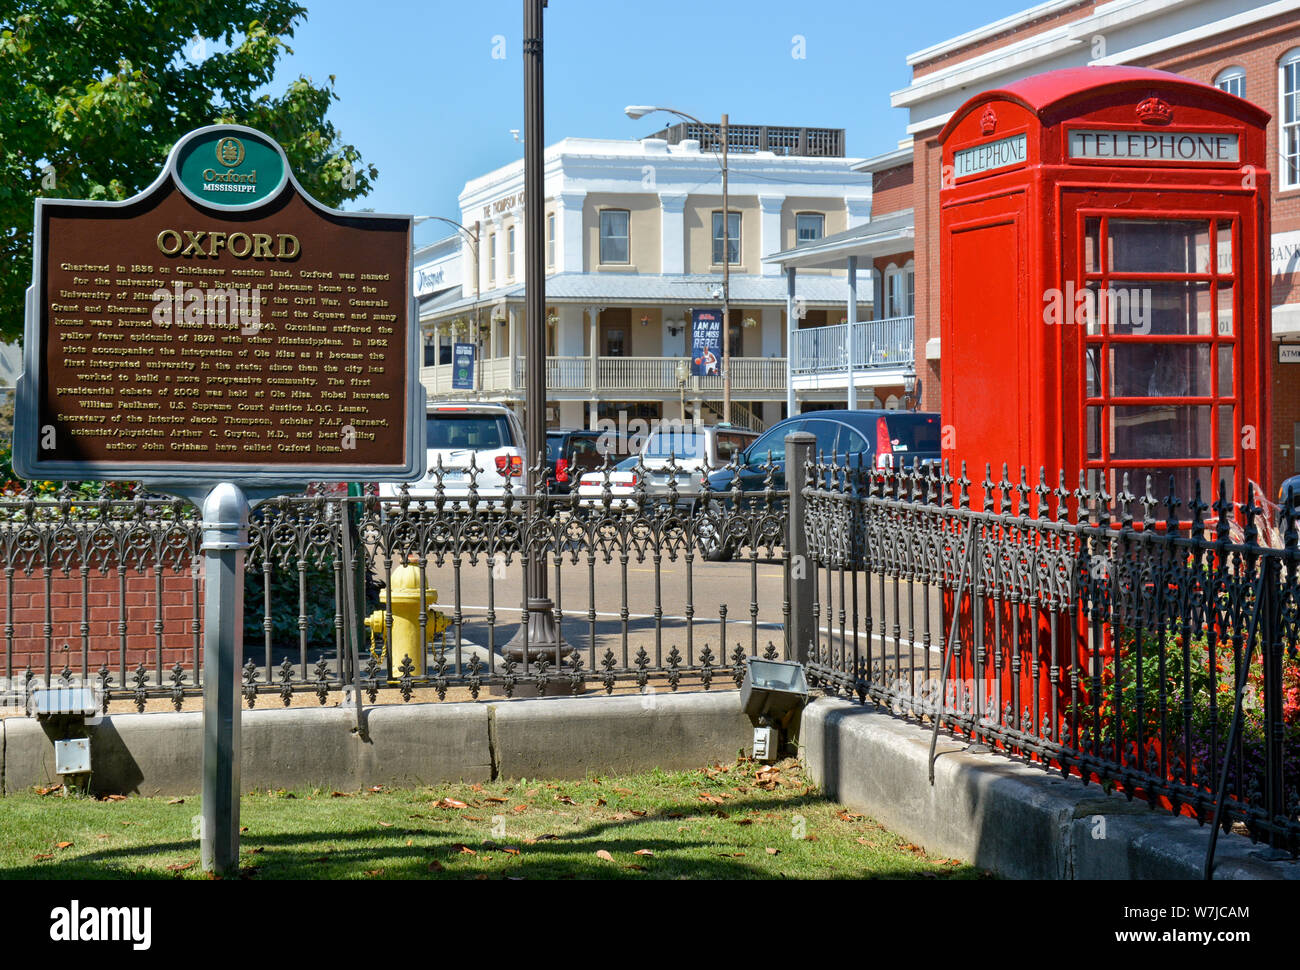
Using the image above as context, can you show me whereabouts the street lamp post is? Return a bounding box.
[625,105,730,426]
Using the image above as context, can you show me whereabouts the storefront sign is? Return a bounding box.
[15,124,424,486]
[1280,344,1300,364]
[1273,230,1300,279]
[690,309,722,377]
[1067,129,1239,163]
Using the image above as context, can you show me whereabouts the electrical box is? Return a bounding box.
[54,738,91,775]
[752,726,776,763]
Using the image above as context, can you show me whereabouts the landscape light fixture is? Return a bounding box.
[739,657,809,763]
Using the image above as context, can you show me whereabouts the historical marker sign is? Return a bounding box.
[14,124,424,486]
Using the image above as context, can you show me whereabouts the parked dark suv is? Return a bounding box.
[544,429,607,495]
[698,409,942,560]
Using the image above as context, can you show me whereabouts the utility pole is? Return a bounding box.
[720,113,730,426]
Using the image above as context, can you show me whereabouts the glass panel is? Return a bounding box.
[1109,404,1212,459]
[1110,281,1211,336]
[1085,345,1100,398]
[1215,467,1235,504]
[1217,405,1234,459]
[1087,406,1101,459]
[1084,281,1100,335]
[1108,344,1212,398]
[1217,284,1234,336]
[1108,219,1210,273]
[600,211,629,263]
[1217,345,1234,398]
[1085,218,1101,273]
[1216,221,1233,275]
[1109,466,1213,507]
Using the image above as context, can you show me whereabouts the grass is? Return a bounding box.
[0,759,987,880]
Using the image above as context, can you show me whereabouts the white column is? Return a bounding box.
[557,191,586,274]
[846,197,870,229]
[556,303,584,356]
[759,195,784,276]
[659,193,687,275]
[786,267,798,416]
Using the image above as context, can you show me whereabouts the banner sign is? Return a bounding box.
[15,124,425,487]
[690,308,722,377]
[452,342,475,390]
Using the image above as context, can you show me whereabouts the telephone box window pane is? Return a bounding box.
[1085,218,1101,273]
[1086,346,1100,398]
[1217,284,1234,336]
[1110,467,1211,506]
[1085,282,1101,335]
[1216,222,1233,275]
[1217,405,1234,459]
[1217,345,1234,398]
[1087,406,1101,459]
[1118,281,1211,336]
[1215,467,1235,503]
[1109,405,1212,459]
[1109,344,1211,398]
[1107,219,1210,274]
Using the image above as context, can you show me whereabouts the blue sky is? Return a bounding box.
[270,0,1024,247]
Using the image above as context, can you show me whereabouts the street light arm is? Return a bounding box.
[626,106,727,173]
[415,214,479,254]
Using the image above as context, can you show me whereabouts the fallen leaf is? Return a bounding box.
[167,798,185,805]
[665,812,683,819]
[595,850,615,862]
[856,837,871,845]
[734,819,753,826]
[102,794,126,802]
[369,786,384,793]
[406,840,413,847]
[901,843,923,853]
[35,784,63,796]
[408,813,425,819]
[630,810,646,817]
[512,804,526,814]
[766,848,780,856]
[365,869,383,877]
[698,794,725,805]
[378,821,393,828]
[427,860,445,872]
[556,796,576,805]
[524,788,538,797]
[595,797,607,807]
[613,787,633,795]
[455,845,477,855]
[485,796,508,804]
[240,826,249,832]
[470,784,484,792]
[463,815,483,822]
[55,841,73,849]
[438,798,468,809]
[167,861,196,871]
[633,849,654,857]
[246,847,263,854]
[330,791,350,798]
[837,811,864,822]
[504,847,520,856]
[33,854,53,861]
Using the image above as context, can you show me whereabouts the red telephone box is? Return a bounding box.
[938,66,1271,506]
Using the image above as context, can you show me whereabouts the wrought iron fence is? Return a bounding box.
[0,454,792,711]
[800,453,1300,858]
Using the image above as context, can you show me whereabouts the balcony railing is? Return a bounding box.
[424,355,787,396]
[792,315,914,376]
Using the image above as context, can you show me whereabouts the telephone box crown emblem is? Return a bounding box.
[979,106,997,136]
[1136,96,1173,125]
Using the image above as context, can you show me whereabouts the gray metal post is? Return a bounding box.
[200,482,249,875]
[785,431,815,664]
[785,267,797,417]
[847,255,858,411]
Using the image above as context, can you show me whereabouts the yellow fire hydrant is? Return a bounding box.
[364,563,450,678]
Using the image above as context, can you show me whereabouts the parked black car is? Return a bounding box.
[697,409,942,560]
[544,429,607,495]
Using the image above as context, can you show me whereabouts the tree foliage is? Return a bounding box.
[0,0,378,339]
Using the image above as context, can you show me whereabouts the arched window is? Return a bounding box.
[884,394,900,411]
[1214,65,1245,99]
[1281,50,1300,188]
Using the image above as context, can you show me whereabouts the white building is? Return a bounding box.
[415,129,882,430]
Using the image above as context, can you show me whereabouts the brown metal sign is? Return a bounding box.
[15,125,424,486]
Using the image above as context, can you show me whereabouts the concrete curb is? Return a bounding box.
[1,690,750,796]
[800,696,1300,880]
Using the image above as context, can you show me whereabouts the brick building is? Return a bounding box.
[876,0,1300,494]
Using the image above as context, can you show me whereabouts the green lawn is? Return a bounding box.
[0,759,986,880]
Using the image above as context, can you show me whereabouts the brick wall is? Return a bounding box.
[2,568,200,679]
[869,163,914,216]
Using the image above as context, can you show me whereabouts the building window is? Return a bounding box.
[547,213,555,267]
[488,233,496,283]
[796,213,824,244]
[599,209,629,264]
[1283,50,1300,188]
[883,261,915,318]
[506,226,516,278]
[1214,65,1245,99]
[712,211,741,264]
